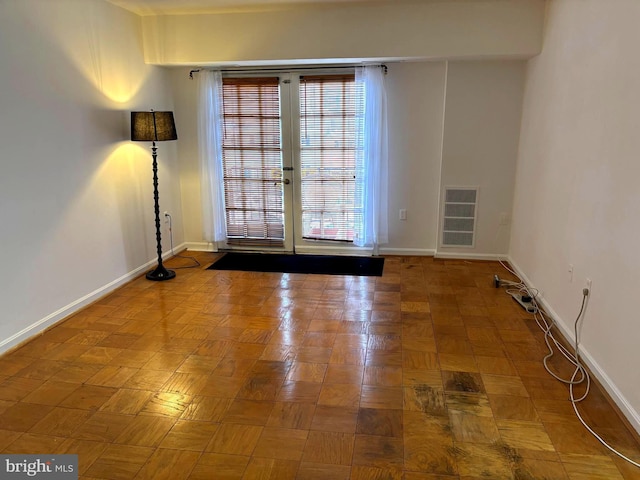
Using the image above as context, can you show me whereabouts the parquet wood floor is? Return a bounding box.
[1,253,639,479]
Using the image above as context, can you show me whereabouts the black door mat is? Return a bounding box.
[207,252,384,277]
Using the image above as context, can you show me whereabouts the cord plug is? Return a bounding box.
[583,288,589,297]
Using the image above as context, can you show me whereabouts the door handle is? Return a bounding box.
[284,178,290,185]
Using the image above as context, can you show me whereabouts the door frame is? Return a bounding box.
[216,68,370,256]
[216,72,295,253]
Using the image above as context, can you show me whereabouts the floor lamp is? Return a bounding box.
[131,110,178,281]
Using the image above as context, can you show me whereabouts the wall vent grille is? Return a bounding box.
[442,187,478,247]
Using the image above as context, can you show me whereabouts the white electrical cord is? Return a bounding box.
[498,261,640,468]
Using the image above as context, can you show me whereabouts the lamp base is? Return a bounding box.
[146,265,176,281]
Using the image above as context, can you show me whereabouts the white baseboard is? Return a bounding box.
[294,245,372,256]
[379,247,435,256]
[0,243,188,356]
[435,251,508,261]
[185,242,217,252]
[508,257,640,434]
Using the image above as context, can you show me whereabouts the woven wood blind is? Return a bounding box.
[299,74,359,242]
[221,77,285,245]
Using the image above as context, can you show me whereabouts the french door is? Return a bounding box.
[219,71,361,253]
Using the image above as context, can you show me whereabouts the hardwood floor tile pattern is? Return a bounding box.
[1,252,638,479]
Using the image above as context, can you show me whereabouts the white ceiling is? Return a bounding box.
[107,0,425,16]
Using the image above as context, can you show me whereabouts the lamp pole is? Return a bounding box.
[145,141,175,281]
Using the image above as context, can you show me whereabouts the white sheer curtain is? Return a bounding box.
[354,65,389,253]
[197,70,227,244]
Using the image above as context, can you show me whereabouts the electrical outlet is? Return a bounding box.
[568,264,574,283]
[399,209,407,220]
[585,277,592,292]
[163,211,170,223]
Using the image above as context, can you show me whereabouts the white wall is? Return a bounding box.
[141,0,544,65]
[0,0,183,353]
[511,0,640,429]
[170,68,205,248]
[439,61,526,258]
[384,62,447,254]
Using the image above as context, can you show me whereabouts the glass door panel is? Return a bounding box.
[295,74,361,247]
[220,77,292,250]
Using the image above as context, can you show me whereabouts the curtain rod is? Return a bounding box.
[189,64,387,79]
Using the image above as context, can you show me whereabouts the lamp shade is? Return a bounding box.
[131,111,177,142]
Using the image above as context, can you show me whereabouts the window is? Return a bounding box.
[299,75,360,242]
